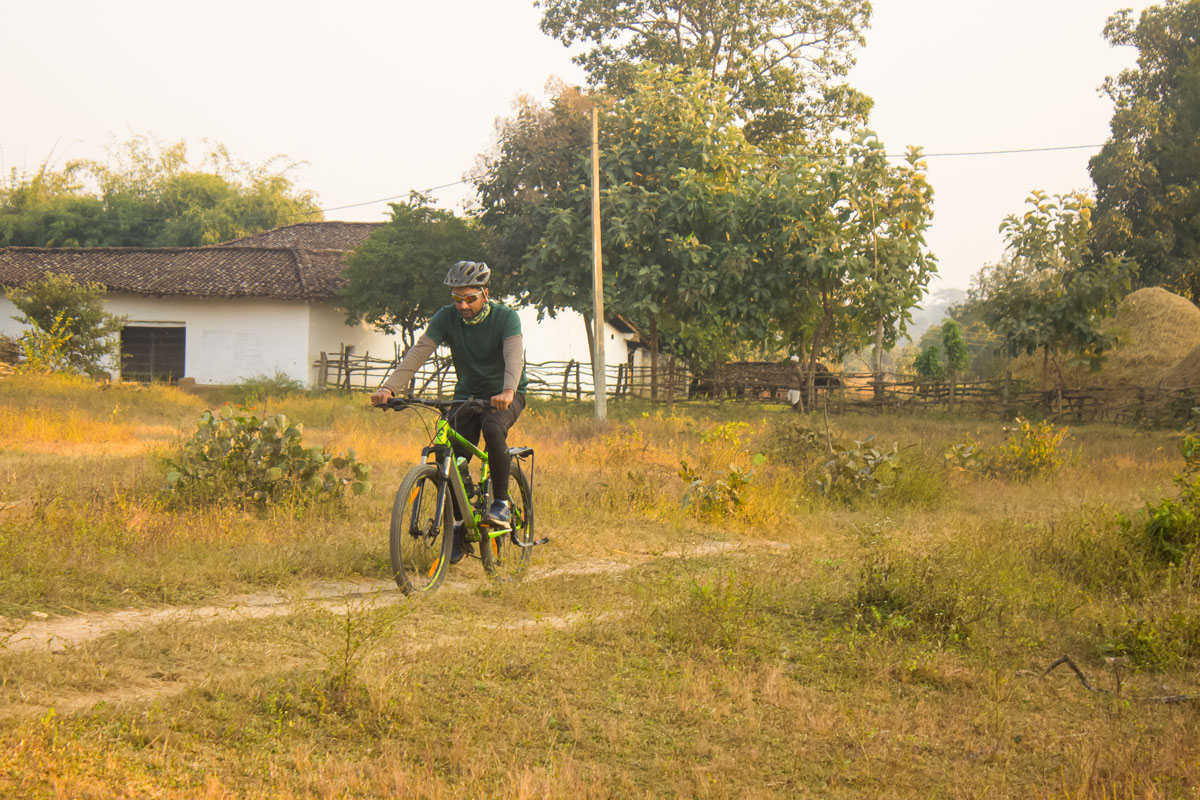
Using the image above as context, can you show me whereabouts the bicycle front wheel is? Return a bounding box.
[390,464,452,595]
[480,462,533,581]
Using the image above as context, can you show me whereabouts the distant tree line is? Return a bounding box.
[0,135,321,249]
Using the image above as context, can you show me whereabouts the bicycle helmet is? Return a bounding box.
[443,260,491,288]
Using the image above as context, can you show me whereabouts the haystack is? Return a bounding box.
[1009,287,1200,388]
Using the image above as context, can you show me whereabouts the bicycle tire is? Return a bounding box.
[479,462,533,580]
[390,463,453,595]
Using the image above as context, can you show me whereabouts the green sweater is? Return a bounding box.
[425,302,529,399]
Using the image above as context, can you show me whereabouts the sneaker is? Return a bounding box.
[482,499,511,529]
[450,523,473,565]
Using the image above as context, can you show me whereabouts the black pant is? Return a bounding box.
[446,393,525,507]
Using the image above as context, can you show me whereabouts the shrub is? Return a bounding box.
[228,371,307,406]
[851,547,990,647]
[678,458,761,517]
[1122,434,1200,564]
[5,272,125,375]
[816,436,902,502]
[1103,605,1200,670]
[166,405,371,508]
[945,417,1069,480]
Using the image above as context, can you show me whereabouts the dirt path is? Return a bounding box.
[0,538,774,718]
[2,538,754,656]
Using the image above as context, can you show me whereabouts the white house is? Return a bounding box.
[0,222,633,387]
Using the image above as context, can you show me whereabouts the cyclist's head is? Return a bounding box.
[445,261,491,320]
[443,260,490,289]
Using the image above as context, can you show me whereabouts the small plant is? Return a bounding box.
[699,421,751,445]
[228,371,306,406]
[945,417,1069,480]
[15,311,76,374]
[165,404,371,508]
[1102,605,1200,670]
[5,272,125,375]
[1122,434,1200,564]
[816,435,902,501]
[851,547,987,647]
[679,456,763,517]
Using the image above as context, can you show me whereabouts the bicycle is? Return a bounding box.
[383,397,544,594]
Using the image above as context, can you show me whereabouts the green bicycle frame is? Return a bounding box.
[421,416,507,544]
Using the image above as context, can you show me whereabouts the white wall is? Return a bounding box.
[306,301,403,386]
[107,294,313,384]
[516,306,629,368]
[2,292,400,386]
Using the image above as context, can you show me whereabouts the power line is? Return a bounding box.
[280,178,472,219]
[893,143,1104,159]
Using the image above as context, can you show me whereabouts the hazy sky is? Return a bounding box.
[2,0,1161,292]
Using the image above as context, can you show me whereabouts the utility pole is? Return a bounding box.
[591,104,607,422]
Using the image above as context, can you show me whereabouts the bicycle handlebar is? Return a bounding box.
[382,397,491,414]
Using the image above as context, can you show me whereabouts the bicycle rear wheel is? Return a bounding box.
[390,464,452,595]
[480,462,533,581]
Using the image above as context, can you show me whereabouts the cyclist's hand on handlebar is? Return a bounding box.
[491,388,515,411]
[370,387,396,407]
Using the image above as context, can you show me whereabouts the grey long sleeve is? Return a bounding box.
[503,334,524,393]
[381,334,438,395]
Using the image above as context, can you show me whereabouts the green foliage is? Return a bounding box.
[851,547,986,646]
[0,135,320,248]
[339,195,485,346]
[535,0,872,146]
[14,310,75,373]
[965,191,1129,373]
[913,344,946,382]
[737,135,937,396]
[166,405,371,509]
[478,67,754,370]
[945,418,1070,480]
[678,456,763,517]
[941,319,969,375]
[1103,605,1200,671]
[816,435,902,502]
[1122,434,1200,564]
[5,272,124,375]
[227,372,306,406]
[1090,1,1200,301]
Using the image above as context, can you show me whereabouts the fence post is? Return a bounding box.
[575,360,582,401]
[318,352,328,388]
[562,360,574,403]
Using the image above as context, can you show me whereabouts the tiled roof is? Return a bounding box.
[219,221,382,250]
[0,246,348,300]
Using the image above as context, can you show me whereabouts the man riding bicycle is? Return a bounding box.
[370,260,529,564]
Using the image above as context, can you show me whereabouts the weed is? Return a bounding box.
[850,544,995,647]
[816,436,902,502]
[165,405,371,509]
[1102,604,1200,670]
[1122,434,1200,564]
[678,457,762,517]
[227,371,306,406]
[946,417,1070,480]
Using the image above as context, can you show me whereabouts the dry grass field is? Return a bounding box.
[0,372,1198,798]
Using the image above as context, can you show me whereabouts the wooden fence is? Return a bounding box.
[313,347,1200,424]
[314,346,692,401]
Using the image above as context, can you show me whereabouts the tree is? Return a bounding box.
[1089,1,1200,300]
[475,68,754,393]
[967,191,1129,387]
[535,0,872,146]
[5,272,125,374]
[733,132,936,408]
[339,196,486,347]
[913,344,946,385]
[941,318,969,406]
[0,135,321,248]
